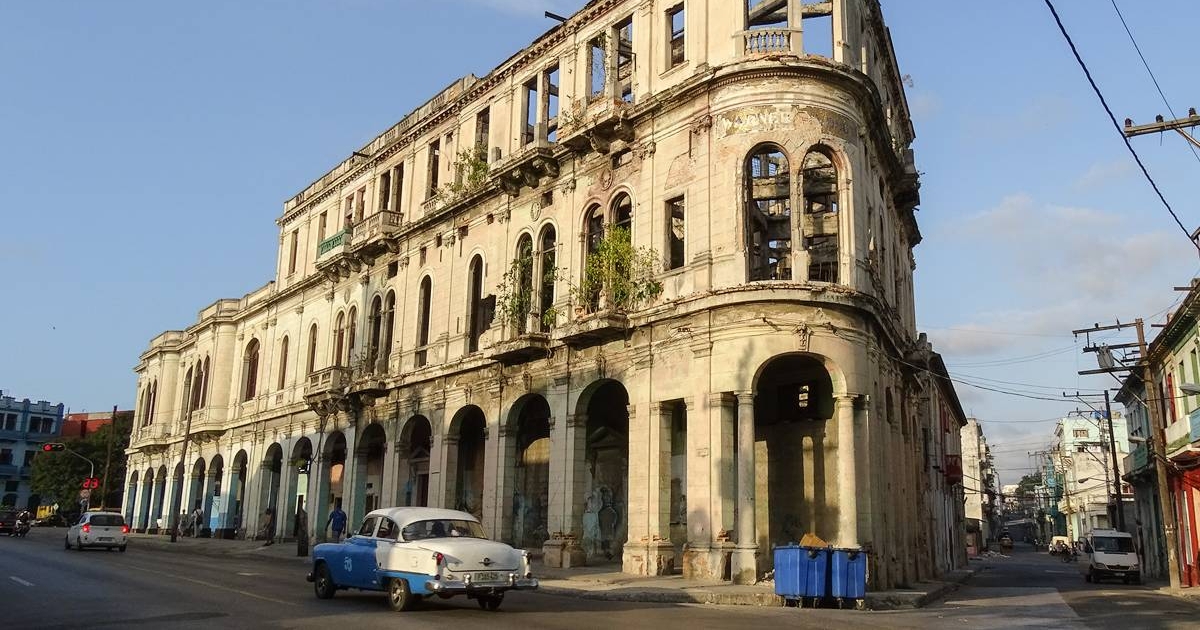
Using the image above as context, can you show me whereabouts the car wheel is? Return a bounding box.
[119,545,127,553]
[1085,570,1092,583]
[477,594,503,611]
[75,538,83,551]
[1133,575,1142,585]
[388,577,415,612]
[64,536,70,550]
[313,563,336,600]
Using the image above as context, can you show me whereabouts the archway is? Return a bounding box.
[448,406,486,519]
[227,450,249,537]
[287,438,313,540]
[258,443,284,540]
[152,465,168,532]
[138,468,155,531]
[317,432,347,540]
[351,423,387,526]
[203,454,224,537]
[397,417,432,507]
[509,395,550,550]
[170,462,184,533]
[752,353,837,573]
[124,470,139,524]
[26,493,40,513]
[579,380,629,563]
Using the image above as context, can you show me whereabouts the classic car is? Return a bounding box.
[307,507,537,611]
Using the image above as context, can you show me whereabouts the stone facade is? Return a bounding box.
[122,0,965,589]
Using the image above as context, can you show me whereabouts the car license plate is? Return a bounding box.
[99,537,113,542]
[474,572,501,583]
[1112,572,1124,576]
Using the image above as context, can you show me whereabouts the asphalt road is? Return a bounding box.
[2,531,1197,629]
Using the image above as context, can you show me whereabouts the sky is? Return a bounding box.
[2,1,1197,485]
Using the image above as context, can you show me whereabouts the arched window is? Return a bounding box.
[183,366,195,415]
[243,339,260,401]
[191,361,204,411]
[467,255,485,351]
[307,324,319,375]
[802,148,839,283]
[383,292,396,369]
[538,225,557,332]
[200,356,210,407]
[612,193,632,242]
[514,235,534,335]
[334,312,346,367]
[583,204,605,309]
[370,296,383,369]
[745,144,791,281]
[278,336,289,389]
[347,306,358,366]
[148,380,158,425]
[416,276,432,368]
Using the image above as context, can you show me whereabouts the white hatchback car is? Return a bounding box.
[66,512,128,552]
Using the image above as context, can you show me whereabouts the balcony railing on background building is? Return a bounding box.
[741,28,794,55]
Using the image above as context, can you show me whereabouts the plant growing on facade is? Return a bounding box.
[446,146,490,197]
[570,225,663,314]
[495,244,535,332]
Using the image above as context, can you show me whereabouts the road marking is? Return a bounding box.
[235,572,260,576]
[9,576,33,587]
[118,563,294,606]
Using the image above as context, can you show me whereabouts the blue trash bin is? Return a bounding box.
[830,548,868,609]
[774,545,830,605]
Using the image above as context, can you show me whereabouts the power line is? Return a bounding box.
[1043,0,1198,253]
[947,345,1081,368]
[1109,0,1200,168]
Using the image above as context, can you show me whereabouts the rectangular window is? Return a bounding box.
[343,195,354,226]
[379,170,392,212]
[426,140,440,199]
[419,246,427,266]
[392,163,405,216]
[354,187,366,222]
[545,65,560,143]
[802,6,835,57]
[317,212,327,243]
[616,17,634,102]
[23,450,33,467]
[667,4,685,68]
[522,77,538,145]
[1191,348,1200,410]
[0,449,11,465]
[588,35,607,99]
[1073,429,1088,438]
[3,480,16,492]
[288,230,298,274]
[667,196,685,269]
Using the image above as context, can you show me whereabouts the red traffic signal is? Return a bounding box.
[80,478,100,490]
[42,443,65,452]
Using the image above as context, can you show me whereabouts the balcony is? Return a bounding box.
[558,99,635,156]
[554,309,630,347]
[488,332,551,364]
[0,428,23,441]
[490,142,560,197]
[738,28,798,56]
[316,229,362,280]
[305,366,352,397]
[943,454,963,485]
[317,229,350,260]
[348,211,403,262]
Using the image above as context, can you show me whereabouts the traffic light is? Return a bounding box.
[42,443,65,452]
[80,478,100,490]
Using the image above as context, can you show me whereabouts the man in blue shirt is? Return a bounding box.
[326,498,347,542]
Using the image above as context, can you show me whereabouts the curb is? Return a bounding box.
[128,537,310,567]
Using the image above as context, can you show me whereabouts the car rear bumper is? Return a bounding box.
[424,574,539,595]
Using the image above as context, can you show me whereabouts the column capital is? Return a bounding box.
[707,392,734,407]
[565,413,586,429]
[735,391,754,405]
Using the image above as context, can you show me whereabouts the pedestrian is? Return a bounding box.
[325,498,346,542]
[191,503,203,538]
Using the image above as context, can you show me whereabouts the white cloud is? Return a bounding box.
[1073,159,1134,192]
[908,90,941,120]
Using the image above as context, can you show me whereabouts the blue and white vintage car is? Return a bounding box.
[307,507,537,611]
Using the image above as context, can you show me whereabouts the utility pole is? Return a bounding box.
[1102,390,1126,532]
[1076,320,1182,587]
[99,405,117,510]
[1124,109,1200,150]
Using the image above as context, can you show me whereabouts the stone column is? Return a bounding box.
[544,412,584,568]
[636,401,676,575]
[441,434,460,509]
[731,391,757,584]
[835,394,860,548]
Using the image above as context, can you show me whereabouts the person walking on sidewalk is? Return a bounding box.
[326,498,346,542]
[191,503,204,538]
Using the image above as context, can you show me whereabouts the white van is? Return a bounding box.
[1079,529,1139,584]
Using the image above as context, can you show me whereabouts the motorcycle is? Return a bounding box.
[13,516,31,538]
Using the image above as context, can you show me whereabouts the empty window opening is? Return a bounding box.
[379,170,392,212]
[611,148,633,169]
[802,8,834,57]
[243,339,260,401]
[416,277,432,368]
[387,261,398,278]
[318,211,328,243]
[613,193,633,239]
[616,17,634,103]
[426,140,441,199]
[278,336,289,389]
[540,190,554,208]
[584,205,605,309]
[307,324,318,375]
[392,164,405,216]
[354,187,366,223]
[369,296,384,369]
[334,312,346,367]
[419,246,427,266]
[589,35,607,100]
[515,235,534,335]
[467,255,485,352]
[746,0,787,30]
[347,306,358,364]
[288,230,299,274]
[475,107,490,155]
[667,196,685,270]
[802,149,839,283]
[343,195,354,229]
[539,226,557,332]
[523,77,538,146]
[746,145,792,281]
[668,5,685,68]
[383,291,396,368]
[545,65,560,143]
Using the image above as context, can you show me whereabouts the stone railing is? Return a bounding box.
[306,366,352,396]
[317,230,351,259]
[350,211,402,248]
[740,28,795,55]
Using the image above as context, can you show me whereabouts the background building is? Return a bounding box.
[1051,413,1130,540]
[62,410,130,439]
[122,0,965,589]
[961,417,997,554]
[0,390,65,509]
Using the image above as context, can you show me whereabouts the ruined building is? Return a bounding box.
[123,0,967,589]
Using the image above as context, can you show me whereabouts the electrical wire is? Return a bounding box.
[1109,0,1200,168]
[1043,0,1198,254]
[947,345,1081,368]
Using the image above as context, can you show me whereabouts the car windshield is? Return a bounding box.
[89,514,124,527]
[401,519,486,541]
[1092,536,1134,553]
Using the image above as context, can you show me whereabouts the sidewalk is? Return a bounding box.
[128,533,973,610]
[535,563,975,610]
